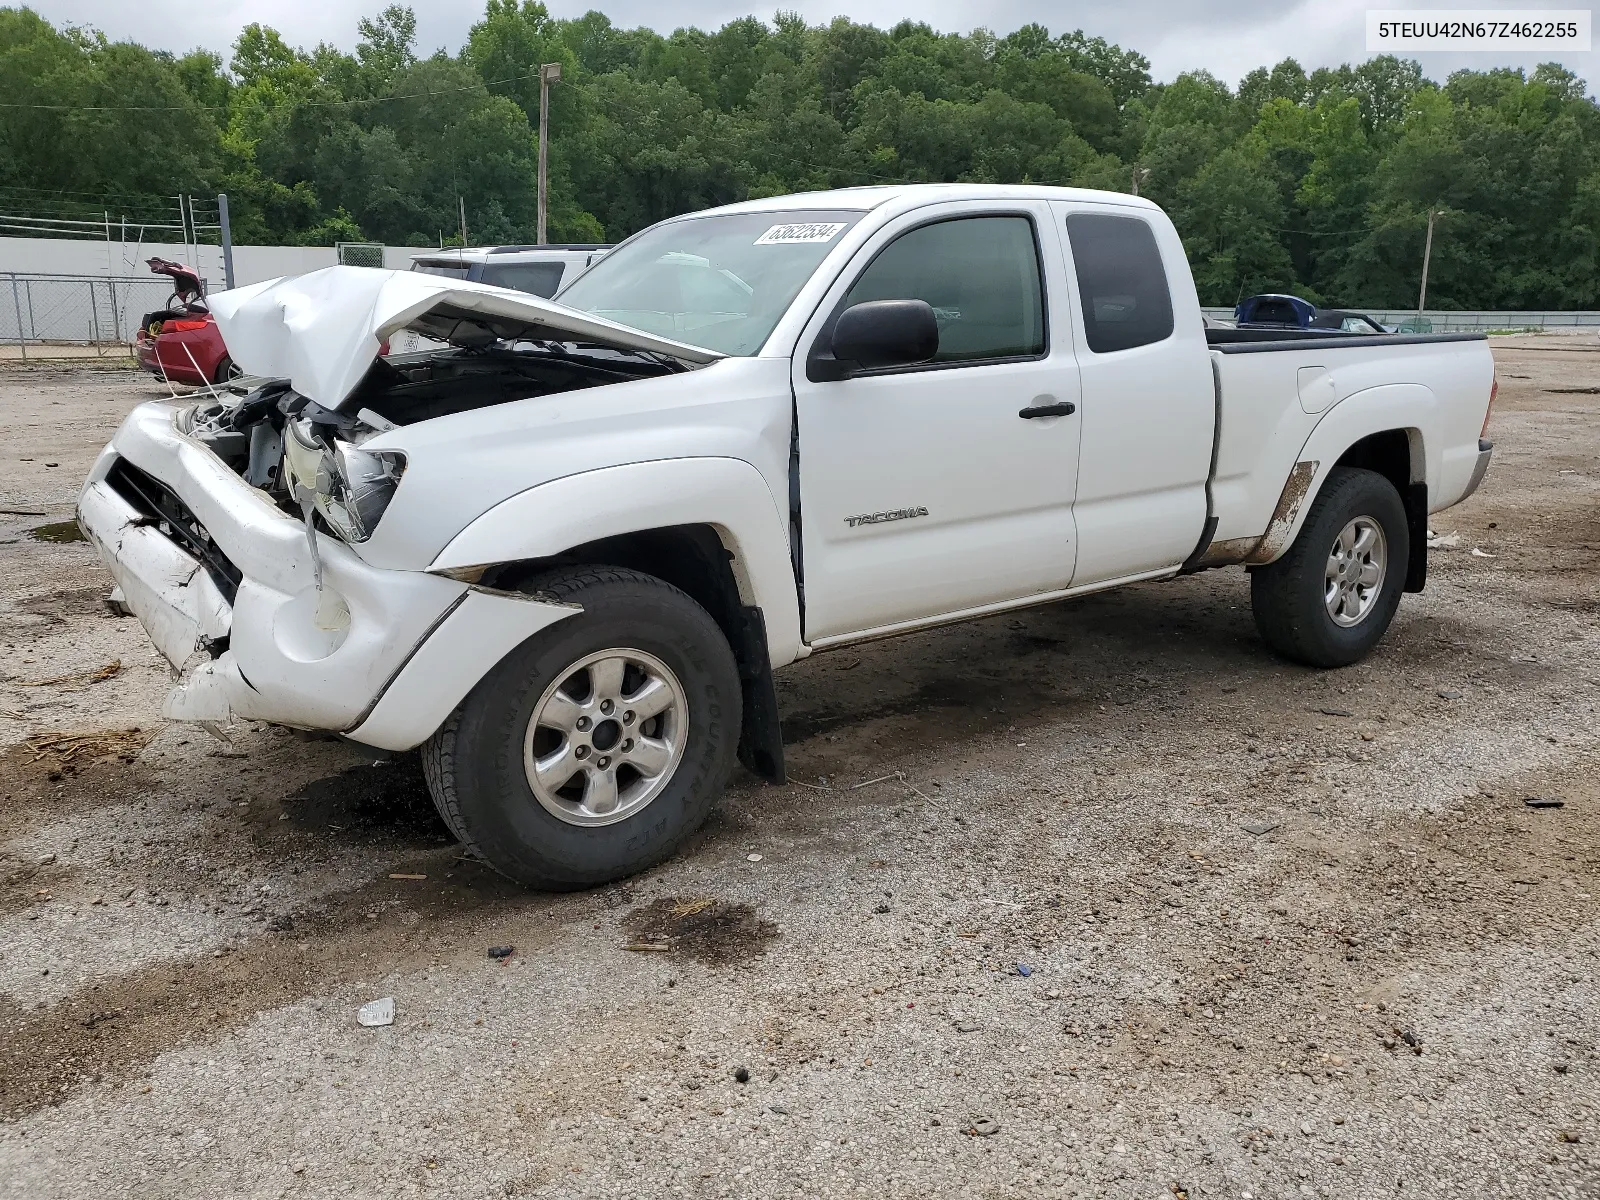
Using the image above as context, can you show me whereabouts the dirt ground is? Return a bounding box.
[0,343,1596,1199]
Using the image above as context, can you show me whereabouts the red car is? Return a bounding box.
[135,258,242,385]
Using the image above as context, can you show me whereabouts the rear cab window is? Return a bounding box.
[1063,212,1174,354]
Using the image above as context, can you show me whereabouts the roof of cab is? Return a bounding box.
[680,183,1162,219]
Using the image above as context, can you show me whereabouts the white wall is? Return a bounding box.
[0,235,427,290]
[0,236,434,343]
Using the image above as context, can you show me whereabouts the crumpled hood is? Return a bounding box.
[208,265,722,409]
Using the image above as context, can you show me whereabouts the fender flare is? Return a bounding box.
[1198,385,1431,569]
[429,456,803,665]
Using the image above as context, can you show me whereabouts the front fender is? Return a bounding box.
[429,456,802,665]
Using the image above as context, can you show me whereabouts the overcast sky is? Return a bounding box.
[29,0,1599,88]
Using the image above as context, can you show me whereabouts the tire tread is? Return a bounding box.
[421,564,736,887]
[1251,466,1408,668]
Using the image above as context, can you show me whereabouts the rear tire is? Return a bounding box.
[421,566,740,889]
[1250,467,1409,668]
[213,355,243,384]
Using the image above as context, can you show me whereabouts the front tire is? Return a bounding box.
[1250,467,1409,668]
[422,566,740,889]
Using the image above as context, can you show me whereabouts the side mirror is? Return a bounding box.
[812,299,939,380]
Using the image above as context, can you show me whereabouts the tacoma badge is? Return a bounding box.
[845,506,929,528]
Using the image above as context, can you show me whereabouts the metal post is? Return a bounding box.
[1416,209,1439,321]
[537,62,562,245]
[217,193,236,290]
[89,279,103,356]
[11,275,27,364]
[458,196,468,249]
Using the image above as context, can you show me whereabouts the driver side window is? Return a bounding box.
[842,216,1045,364]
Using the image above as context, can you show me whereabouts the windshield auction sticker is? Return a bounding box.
[1367,9,1590,50]
[754,222,849,245]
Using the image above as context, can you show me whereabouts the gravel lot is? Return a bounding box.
[1,342,1597,1199]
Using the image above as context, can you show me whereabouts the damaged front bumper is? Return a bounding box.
[78,400,578,750]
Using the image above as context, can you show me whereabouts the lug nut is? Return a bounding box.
[621,738,634,752]
[622,711,635,725]
[600,699,614,715]
[575,745,591,759]
[576,716,591,732]
[597,756,610,769]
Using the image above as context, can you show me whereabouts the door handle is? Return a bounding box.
[1018,401,1076,419]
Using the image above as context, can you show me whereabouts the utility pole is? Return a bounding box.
[458,195,468,250]
[1130,166,1149,196]
[217,193,235,290]
[1416,208,1442,322]
[537,62,562,245]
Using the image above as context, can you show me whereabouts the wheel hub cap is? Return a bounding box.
[1324,516,1388,628]
[522,648,688,827]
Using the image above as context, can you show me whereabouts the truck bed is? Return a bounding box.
[1200,330,1495,565]
[1207,328,1489,351]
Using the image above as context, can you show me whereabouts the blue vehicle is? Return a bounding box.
[1235,294,1389,334]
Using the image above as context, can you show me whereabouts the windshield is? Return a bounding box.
[556,209,863,355]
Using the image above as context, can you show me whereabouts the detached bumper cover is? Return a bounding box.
[78,400,578,750]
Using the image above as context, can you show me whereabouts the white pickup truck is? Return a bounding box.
[78,184,1496,887]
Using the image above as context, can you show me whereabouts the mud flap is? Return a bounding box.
[1405,481,1428,593]
[732,606,785,784]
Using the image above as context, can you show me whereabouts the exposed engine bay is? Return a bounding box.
[181,343,681,545]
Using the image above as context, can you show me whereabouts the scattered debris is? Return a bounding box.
[953,1018,980,1033]
[1015,963,1033,977]
[1524,797,1565,809]
[851,772,903,790]
[1317,707,1354,718]
[965,1114,1001,1137]
[1437,689,1464,700]
[1241,821,1280,837]
[1470,547,1497,558]
[671,897,716,918]
[1559,1130,1582,1143]
[1426,532,1462,549]
[623,938,673,952]
[733,1067,750,1084]
[388,873,427,881]
[1399,1027,1422,1054]
[746,853,763,862]
[103,587,132,617]
[14,660,122,689]
[487,945,515,959]
[357,997,395,1027]
[0,506,47,516]
[22,727,150,763]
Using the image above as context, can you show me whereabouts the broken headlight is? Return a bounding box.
[283,420,405,544]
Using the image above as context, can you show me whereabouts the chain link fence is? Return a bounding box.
[0,272,199,359]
